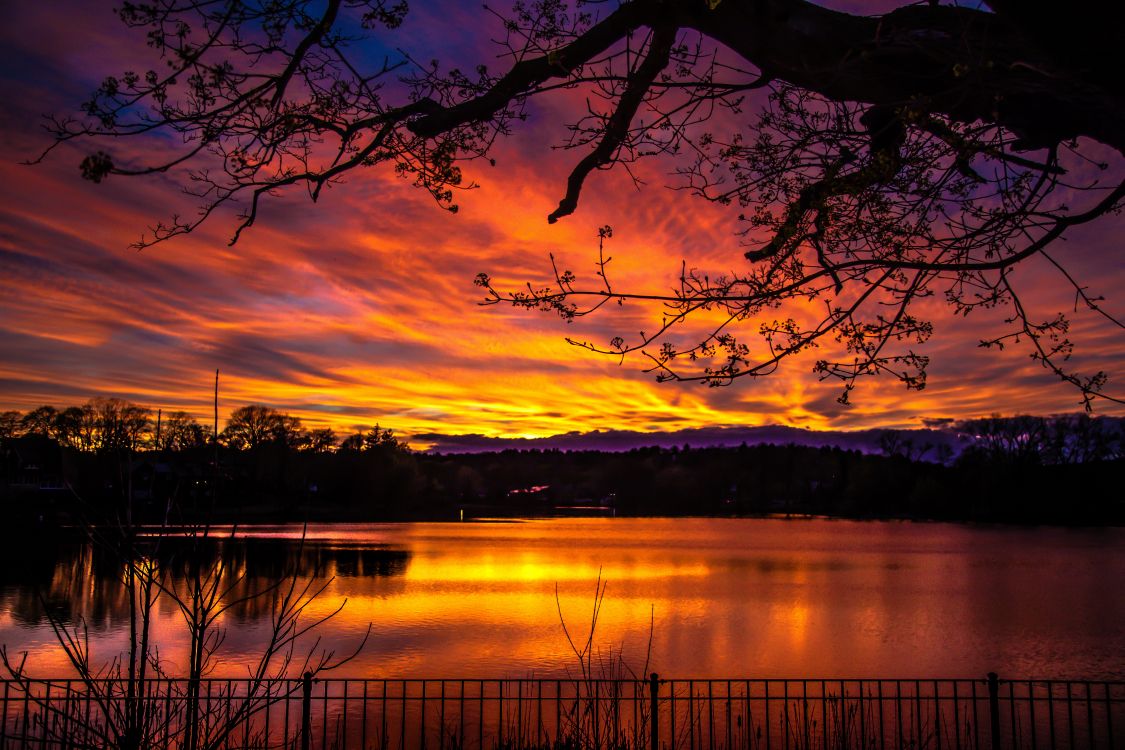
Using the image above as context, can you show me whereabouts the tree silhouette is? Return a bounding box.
[339,424,403,453]
[54,405,96,451]
[20,406,59,438]
[88,397,153,453]
[303,427,338,454]
[157,411,209,452]
[221,405,292,450]
[0,411,20,440]
[953,413,1123,465]
[41,1,1125,404]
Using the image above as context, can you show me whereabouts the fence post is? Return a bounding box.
[987,672,1001,750]
[301,672,313,750]
[650,673,659,750]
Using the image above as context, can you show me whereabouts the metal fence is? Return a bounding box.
[2,674,1122,749]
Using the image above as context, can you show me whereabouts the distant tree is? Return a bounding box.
[338,432,365,453]
[959,413,1124,465]
[54,404,97,451]
[0,411,21,440]
[340,425,405,453]
[222,405,285,450]
[89,397,152,453]
[158,410,209,451]
[956,415,1048,465]
[367,425,403,451]
[20,406,58,438]
[1041,414,1123,464]
[41,1,1125,406]
[303,427,338,453]
[271,414,308,450]
[878,430,934,463]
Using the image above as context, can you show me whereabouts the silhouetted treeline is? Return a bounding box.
[2,401,1122,525]
[0,400,396,454]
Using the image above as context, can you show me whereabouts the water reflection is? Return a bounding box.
[0,533,410,629]
[1,519,1123,680]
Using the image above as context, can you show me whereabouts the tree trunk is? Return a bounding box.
[411,0,1125,154]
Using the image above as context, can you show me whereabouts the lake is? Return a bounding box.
[1,518,1122,680]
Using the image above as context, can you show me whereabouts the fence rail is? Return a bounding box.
[2,674,1122,749]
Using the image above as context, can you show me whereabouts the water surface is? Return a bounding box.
[1,518,1122,679]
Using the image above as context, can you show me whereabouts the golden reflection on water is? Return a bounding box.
[2,518,1124,680]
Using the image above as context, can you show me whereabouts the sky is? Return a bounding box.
[1,2,1124,449]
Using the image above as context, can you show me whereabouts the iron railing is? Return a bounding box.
[2,674,1122,749]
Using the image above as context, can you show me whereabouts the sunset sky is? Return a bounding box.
[2,1,1124,449]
